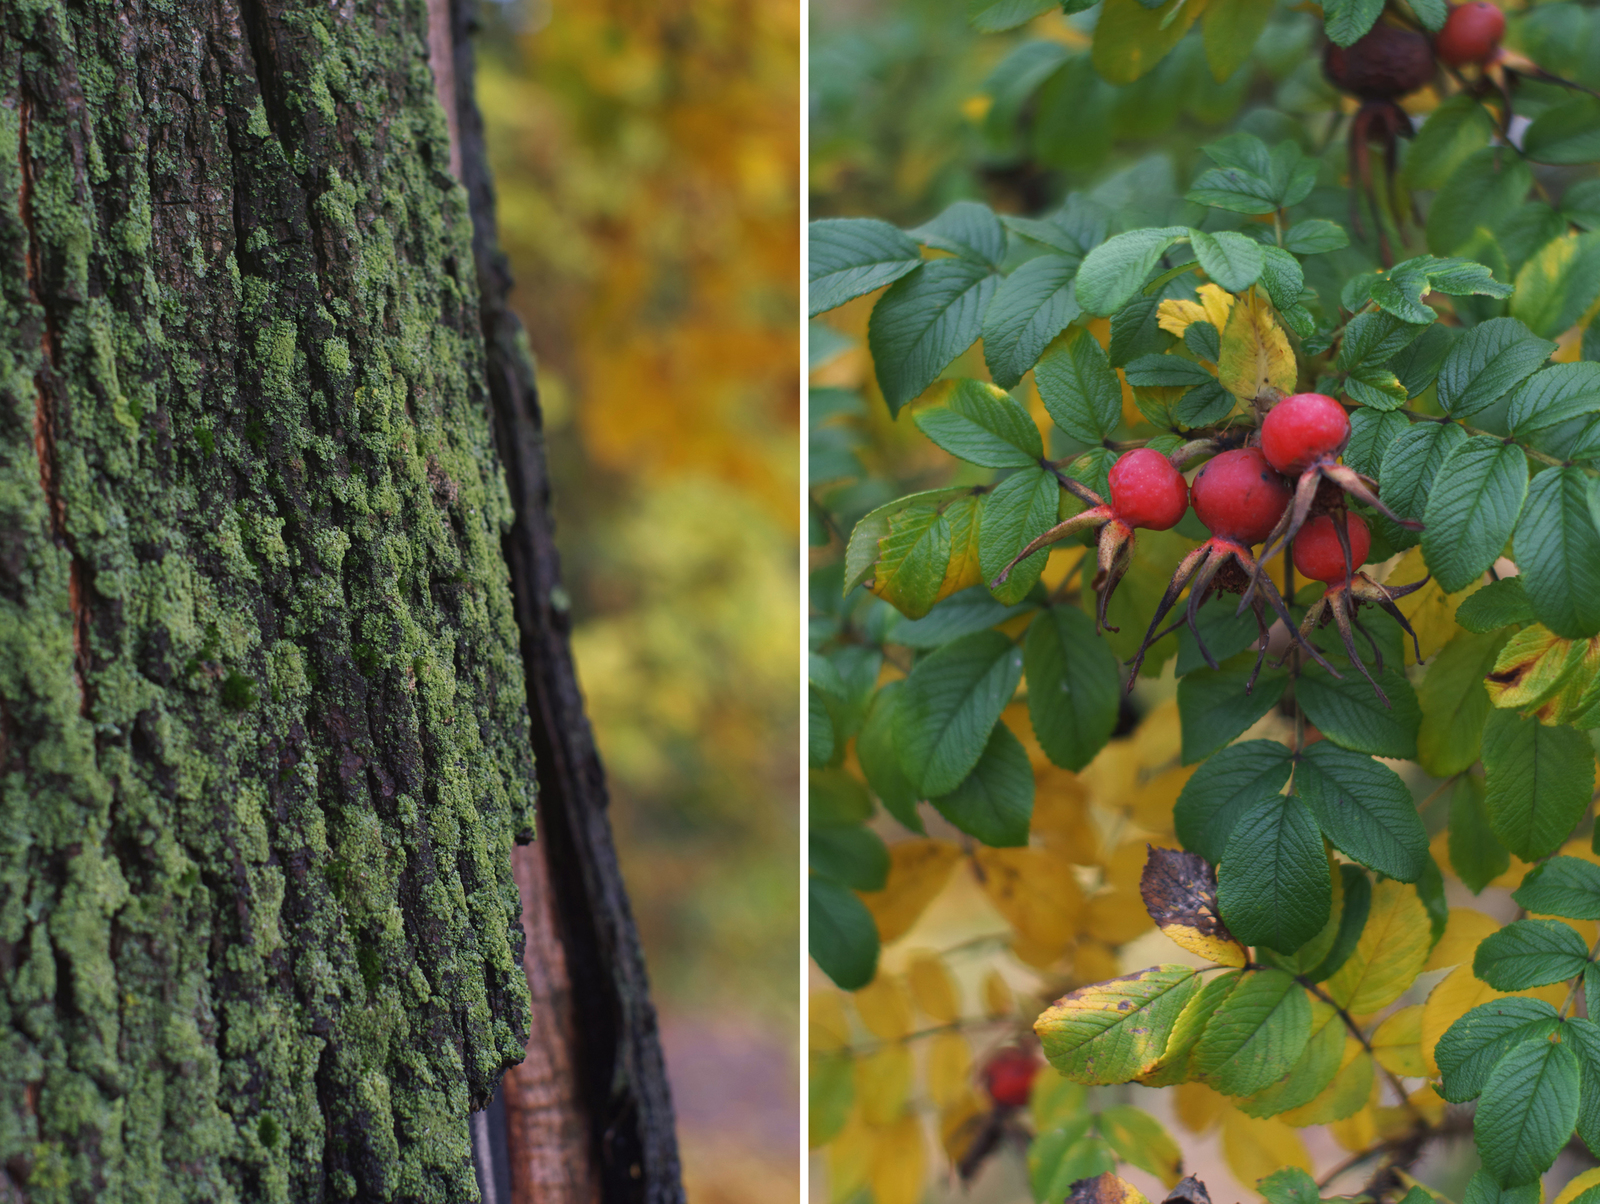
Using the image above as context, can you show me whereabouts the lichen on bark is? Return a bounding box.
[0,0,537,1199]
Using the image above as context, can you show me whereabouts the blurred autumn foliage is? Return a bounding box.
[474,0,800,1197]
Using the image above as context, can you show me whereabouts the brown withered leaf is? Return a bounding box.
[1484,625,1600,726]
[1139,846,1248,968]
[1163,1175,1214,1204]
[1070,1171,1152,1204]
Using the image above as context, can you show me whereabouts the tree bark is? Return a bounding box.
[447,8,686,1203]
[0,0,679,1199]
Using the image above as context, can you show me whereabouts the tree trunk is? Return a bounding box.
[0,0,681,1198]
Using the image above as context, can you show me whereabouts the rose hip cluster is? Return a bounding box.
[991,392,1427,699]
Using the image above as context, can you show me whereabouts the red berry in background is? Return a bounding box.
[1260,393,1352,475]
[981,1048,1039,1108]
[1108,448,1189,531]
[1323,23,1436,100]
[1435,2,1506,66]
[1294,513,1372,583]
[1191,448,1291,545]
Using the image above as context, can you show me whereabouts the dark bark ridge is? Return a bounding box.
[449,4,686,1201]
[0,0,537,1199]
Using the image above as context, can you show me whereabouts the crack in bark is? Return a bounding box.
[18,89,90,718]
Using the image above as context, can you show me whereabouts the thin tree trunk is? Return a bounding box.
[447,7,686,1202]
[0,0,683,1197]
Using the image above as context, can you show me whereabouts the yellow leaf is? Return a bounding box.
[1221,1111,1312,1193]
[1328,1102,1377,1152]
[1555,1167,1600,1204]
[1092,0,1208,84]
[857,1044,913,1124]
[983,969,1015,1018]
[1132,700,1185,772]
[868,1112,927,1204]
[1218,288,1297,402]
[1139,845,1249,968]
[1371,1004,1427,1077]
[1034,964,1201,1085]
[1420,963,1568,1076]
[1386,548,1480,663]
[1174,1080,1229,1134]
[939,1090,988,1165]
[1325,879,1431,1014]
[1126,766,1194,834]
[1072,937,1122,982]
[1084,889,1157,946]
[975,846,1084,954]
[1158,285,1234,339]
[939,492,986,601]
[1083,742,1142,819]
[827,1111,873,1203]
[1278,1040,1373,1126]
[858,840,964,944]
[855,975,915,1041]
[1486,625,1600,725]
[1103,840,1151,892]
[812,991,853,1052]
[907,953,960,1024]
[926,1031,972,1109]
[1425,908,1501,972]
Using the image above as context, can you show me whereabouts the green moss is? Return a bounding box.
[0,0,538,1195]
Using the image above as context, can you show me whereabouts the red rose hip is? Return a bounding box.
[1191,448,1291,545]
[1261,393,1351,475]
[981,1048,1039,1108]
[1108,448,1190,531]
[1435,2,1506,66]
[1294,513,1372,583]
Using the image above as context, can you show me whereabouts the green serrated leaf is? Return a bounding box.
[1474,918,1591,990]
[810,218,924,317]
[1025,604,1120,772]
[978,467,1062,605]
[1475,1037,1581,1187]
[1483,708,1598,860]
[1218,793,1331,954]
[1037,326,1125,442]
[1074,227,1190,315]
[1284,219,1350,255]
[1296,667,1420,759]
[810,876,879,990]
[1515,467,1600,639]
[810,825,890,891]
[968,0,1061,30]
[1514,856,1600,921]
[1174,739,1295,864]
[1191,228,1265,293]
[931,720,1034,846]
[1406,94,1496,191]
[1178,662,1289,764]
[1418,629,1511,776]
[857,684,925,834]
[1450,774,1511,894]
[1457,576,1534,634]
[1422,436,1530,593]
[915,378,1044,468]
[910,200,1007,267]
[1427,150,1535,259]
[1296,742,1429,882]
[1345,408,1410,478]
[895,629,1025,797]
[1524,96,1600,166]
[1305,865,1373,984]
[1437,318,1556,419]
[1436,997,1562,1103]
[1323,0,1384,45]
[870,259,999,416]
[1192,968,1312,1096]
[983,255,1083,389]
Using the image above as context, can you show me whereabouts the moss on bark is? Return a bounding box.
[0,0,536,1199]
